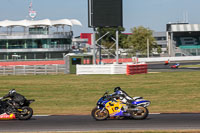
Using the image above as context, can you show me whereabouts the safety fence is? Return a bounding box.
[126,64,148,75]
[0,64,65,75]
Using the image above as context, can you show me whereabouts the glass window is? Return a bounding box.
[8,40,25,49]
[0,40,7,49]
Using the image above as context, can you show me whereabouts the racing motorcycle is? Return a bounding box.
[91,91,150,120]
[0,98,35,120]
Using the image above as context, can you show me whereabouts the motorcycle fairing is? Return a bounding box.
[105,100,128,117]
[0,113,16,120]
[132,100,151,107]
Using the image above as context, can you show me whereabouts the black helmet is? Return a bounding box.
[114,87,121,92]
[9,89,16,95]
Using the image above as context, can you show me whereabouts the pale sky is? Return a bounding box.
[0,0,200,36]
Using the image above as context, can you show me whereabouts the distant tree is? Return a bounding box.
[157,46,162,54]
[126,26,158,56]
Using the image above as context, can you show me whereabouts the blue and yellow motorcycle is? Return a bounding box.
[91,91,150,120]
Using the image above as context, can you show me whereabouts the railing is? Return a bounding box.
[0,64,65,75]
[0,31,73,36]
[181,48,200,56]
[175,47,193,56]
[175,47,200,56]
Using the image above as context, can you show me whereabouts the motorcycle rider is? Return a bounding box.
[0,89,26,109]
[111,87,134,104]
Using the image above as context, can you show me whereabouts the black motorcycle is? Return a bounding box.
[0,99,35,120]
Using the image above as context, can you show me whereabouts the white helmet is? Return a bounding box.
[9,89,16,95]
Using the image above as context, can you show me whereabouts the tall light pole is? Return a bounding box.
[147,38,150,58]
[116,30,119,64]
[92,29,96,65]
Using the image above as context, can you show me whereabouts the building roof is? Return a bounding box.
[0,19,82,27]
[168,23,200,32]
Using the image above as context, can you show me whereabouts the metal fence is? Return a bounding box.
[0,64,65,75]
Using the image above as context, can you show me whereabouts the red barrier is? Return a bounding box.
[0,113,16,120]
[0,58,133,66]
[126,64,148,75]
[96,58,133,64]
[0,60,65,66]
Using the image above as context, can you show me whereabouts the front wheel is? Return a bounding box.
[17,106,33,120]
[131,106,149,120]
[91,107,109,121]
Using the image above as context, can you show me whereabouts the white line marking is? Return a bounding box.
[33,113,161,117]
[150,113,161,115]
[33,115,50,117]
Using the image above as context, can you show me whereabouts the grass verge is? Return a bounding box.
[9,130,200,133]
[180,65,200,68]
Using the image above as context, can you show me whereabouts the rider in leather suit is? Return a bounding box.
[0,89,26,108]
[111,87,133,104]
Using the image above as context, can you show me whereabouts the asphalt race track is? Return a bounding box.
[148,61,200,72]
[0,114,200,132]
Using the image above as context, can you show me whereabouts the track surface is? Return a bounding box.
[0,114,200,132]
[148,61,200,72]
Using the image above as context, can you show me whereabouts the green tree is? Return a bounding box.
[96,27,126,49]
[126,26,158,56]
[157,46,162,54]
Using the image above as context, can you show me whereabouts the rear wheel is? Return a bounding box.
[131,106,149,120]
[17,106,33,120]
[91,107,109,121]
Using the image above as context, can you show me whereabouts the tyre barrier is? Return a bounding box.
[0,113,16,120]
[126,64,148,75]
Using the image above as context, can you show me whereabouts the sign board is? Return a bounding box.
[88,0,123,28]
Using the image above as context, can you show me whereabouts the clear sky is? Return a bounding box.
[0,0,200,36]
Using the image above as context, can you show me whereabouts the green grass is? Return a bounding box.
[0,71,200,114]
[180,65,200,68]
[21,130,200,133]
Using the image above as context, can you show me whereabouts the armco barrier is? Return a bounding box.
[126,64,148,75]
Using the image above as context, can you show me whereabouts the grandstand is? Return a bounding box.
[0,19,82,61]
[167,23,200,56]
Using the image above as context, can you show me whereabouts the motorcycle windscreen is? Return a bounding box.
[0,113,16,120]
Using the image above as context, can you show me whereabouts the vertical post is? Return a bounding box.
[45,65,47,75]
[3,66,5,75]
[99,28,102,64]
[116,30,119,64]
[24,65,26,75]
[167,32,170,56]
[170,32,174,57]
[13,66,15,75]
[34,65,36,75]
[56,64,58,74]
[196,48,198,56]
[6,40,8,49]
[92,29,96,65]
[147,38,149,58]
